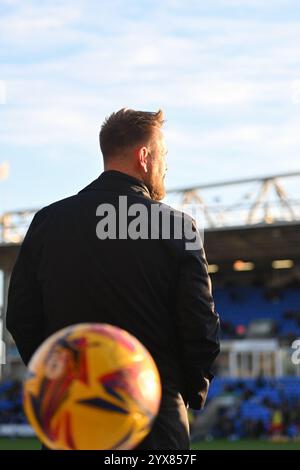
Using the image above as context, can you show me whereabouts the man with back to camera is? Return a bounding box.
[6,108,220,450]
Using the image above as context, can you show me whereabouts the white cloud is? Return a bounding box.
[0,107,97,146]
[0,3,81,35]
[166,119,300,178]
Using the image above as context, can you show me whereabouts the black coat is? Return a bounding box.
[6,170,220,449]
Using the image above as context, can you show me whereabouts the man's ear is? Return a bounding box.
[137,146,149,173]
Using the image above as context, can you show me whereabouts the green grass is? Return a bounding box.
[0,438,41,450]
[0,438,299,450]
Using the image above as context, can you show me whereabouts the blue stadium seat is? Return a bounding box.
[214,286,300,336]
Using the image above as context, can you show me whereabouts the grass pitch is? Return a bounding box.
[0,438,299,450]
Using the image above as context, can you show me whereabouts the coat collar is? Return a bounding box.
[78,170,151,199]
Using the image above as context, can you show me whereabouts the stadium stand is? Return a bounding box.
[191,376,300,440]
[0,380,25,425]
[215,286,300,339]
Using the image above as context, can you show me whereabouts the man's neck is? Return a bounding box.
[104,165,144,184]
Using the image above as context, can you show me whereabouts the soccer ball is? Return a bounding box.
[23,323,161,450]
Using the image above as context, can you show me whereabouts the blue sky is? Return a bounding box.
[1,0,300,212]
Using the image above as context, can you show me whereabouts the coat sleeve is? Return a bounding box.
[175,220,220,410]
[6,209,48,365]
